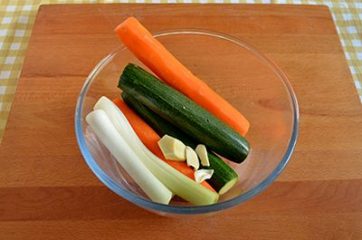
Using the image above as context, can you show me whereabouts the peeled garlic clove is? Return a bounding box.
[194,169,214,183]
[195,144,210,167]
[158,135,186,161]
[186,146,200,170]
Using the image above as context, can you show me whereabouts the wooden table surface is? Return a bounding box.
[0,4,361,239]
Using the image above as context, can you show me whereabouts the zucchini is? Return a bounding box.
[122,92,239,194]
[119,63,250,163]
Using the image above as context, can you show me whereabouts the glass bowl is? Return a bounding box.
[75,30,299,215]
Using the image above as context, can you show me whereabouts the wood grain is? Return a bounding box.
[0,4,361,239]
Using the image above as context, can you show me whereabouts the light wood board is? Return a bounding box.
[0,4,361,239]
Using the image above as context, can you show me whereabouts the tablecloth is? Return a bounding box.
[0,0,361,141]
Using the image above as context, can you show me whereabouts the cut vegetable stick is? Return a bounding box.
[113,98,215,192]
[114,17,250,136]
[86,110,172,204]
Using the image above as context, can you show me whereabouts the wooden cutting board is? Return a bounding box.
[0,4,361,239]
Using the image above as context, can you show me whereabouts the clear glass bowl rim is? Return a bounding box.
[75,29,299,215]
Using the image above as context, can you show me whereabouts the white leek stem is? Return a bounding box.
[86,109,172,204]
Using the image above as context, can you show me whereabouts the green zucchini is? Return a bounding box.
[122,92,239,194]
[119,63,250,163]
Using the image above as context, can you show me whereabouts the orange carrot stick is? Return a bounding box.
[114,17,250,136]
[113,98,215,192]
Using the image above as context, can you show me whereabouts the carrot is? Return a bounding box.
[114,17,250,136]
[113,98,215,192]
